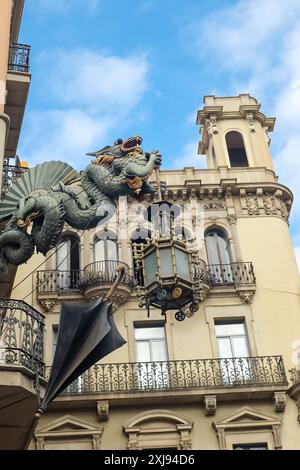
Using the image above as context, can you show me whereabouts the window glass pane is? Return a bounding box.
[136,341,151,362]
[217,337,233,358]
[233,444,268,450]
[52,327,58,359]
[205,235,220,265]
[159,248,173,277]
[151,340,168,362]
[56,239,71,271]
[94,240,105,263]
[135,327,165,340]
[215,322,245,337]
[107,240,118,260]
[218,236,231,265]
[144,251,157,285]
[232,336,249,357]
[175,248,191,280]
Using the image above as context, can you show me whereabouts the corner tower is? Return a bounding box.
[197,94,276,171]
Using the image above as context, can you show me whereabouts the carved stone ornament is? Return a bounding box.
[97,400,110,421]
[246,113,256,133]
[204,199,225,210]
[206,116,219,135]
[39,300,55,313]
[227,214,237,225]
[204,395,217,416]
[246,192,259,215]
[263,192,277,216]
[238,290,255,304]
[179,439,192,450]
[273,392,286,413]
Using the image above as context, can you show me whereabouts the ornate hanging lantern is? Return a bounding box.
[133,201,209,322]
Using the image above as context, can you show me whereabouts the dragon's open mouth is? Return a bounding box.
[120,135,143,153]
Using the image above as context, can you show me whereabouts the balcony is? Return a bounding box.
[8,43,31,73]
[207,262,255,287]
[0,298,45,450]
[35,260,137,310]
[0,298,45,376]
[5,43,31,157]
[46,355,288,407]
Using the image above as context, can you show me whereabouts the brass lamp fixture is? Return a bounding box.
[133,200,209,322]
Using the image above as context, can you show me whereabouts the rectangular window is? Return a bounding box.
[215,321,249,358]
[215,320,252,385]
[134,325,169,389]
[233,443,268,450]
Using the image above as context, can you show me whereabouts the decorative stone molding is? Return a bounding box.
[204,395,217,416]
[245,192,260,215]
[246,112,256,132]
[35,415,104,450]
[206,116,219,135]
[227,214,237,225]
[238,290,255,304]
[204,199,225,210]
[213,406,282,450]
[97,400,110,421]
[179,438,192,450]
[273,392,286,412]
[263,192,277,216]
[124,410,193,451]
[39,300,55,313]
[209,216,219,224]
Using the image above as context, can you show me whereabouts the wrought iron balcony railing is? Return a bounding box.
[35,260,136,293]
[8,43,31,73]
[45,355,287,395]
[1,162,28,199]
[0,299,45,376]
[207,262,256,287]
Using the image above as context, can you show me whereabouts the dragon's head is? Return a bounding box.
[87,135,144,165]
[15,196,39,229]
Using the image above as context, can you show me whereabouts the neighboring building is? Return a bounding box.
[0,0,30,297]
[2,92,300,450]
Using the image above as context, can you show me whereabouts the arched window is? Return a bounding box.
[56,234,80,289]
[205,229,233,284]
[205,228,231,265]
[131,228,151,286]
[94,231,118,263]
[226,131,248,167]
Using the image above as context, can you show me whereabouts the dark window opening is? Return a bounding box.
[226,131,248,167]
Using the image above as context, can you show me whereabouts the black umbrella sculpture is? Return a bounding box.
[37,265,127,415]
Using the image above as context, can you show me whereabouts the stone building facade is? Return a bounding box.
[4,93,300,450]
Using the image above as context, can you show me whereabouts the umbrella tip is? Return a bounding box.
[35,408,44,419]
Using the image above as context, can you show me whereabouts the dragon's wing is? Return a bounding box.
[0,161,79,220]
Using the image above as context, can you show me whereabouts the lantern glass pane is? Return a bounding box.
[144,251,157,285]
[159,248,173,277]
[175,248,191,280]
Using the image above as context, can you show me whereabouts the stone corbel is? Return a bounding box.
[97,400,110,421]
[246,113,256,133]
[272,424,282,449]
[39,300,56,313]
[204,395,217,416]
[273,392,286,413]
[237,290,255,304]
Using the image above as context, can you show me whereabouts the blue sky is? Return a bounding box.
[18,0,300,265]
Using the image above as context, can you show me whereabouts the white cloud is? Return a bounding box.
[188,0,300,251]
[45,50,149,112]
[169,140,207,170]
[20,49,150,169]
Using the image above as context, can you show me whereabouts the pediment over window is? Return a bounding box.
[213,406,281,429]
[213,406,282,450]
[36,415,103,434]
[35,415,104,450]
[124,409,193,450]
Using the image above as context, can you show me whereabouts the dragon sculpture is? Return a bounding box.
[0,136,162,272]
